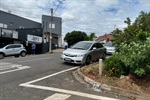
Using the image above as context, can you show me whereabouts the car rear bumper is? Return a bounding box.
[106,50,115,54]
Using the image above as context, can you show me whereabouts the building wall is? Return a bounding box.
[42,15,62,48]
[17,28,42,41]
[42,15,62,35]
[17,28,43,54]
[0,10,41,30]
[0,10,62,54]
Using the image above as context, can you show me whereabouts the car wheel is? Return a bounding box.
[86,55,91,65]
[102,53,106,60]
[20,51,26,57]
[0,53,4,59]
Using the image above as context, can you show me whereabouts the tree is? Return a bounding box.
[104,11,150,77]
[113,11,150,46]
[88,32,96,41]
[124,17,131,26]
[64,30,89,47]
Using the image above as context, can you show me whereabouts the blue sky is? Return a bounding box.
[0,0,150,37]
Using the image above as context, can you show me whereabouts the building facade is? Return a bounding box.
[0,10,62,54]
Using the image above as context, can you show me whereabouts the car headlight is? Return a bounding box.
[76,54,84,57]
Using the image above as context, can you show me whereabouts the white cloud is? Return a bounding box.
[0,0,149,37]
[95,0,119,8]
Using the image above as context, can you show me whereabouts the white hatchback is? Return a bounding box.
[0,44,27,59]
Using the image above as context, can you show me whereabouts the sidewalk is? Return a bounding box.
[76,68,150,100]
[52,48,64,53]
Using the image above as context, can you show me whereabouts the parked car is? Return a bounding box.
[0,44,27,59]
[104,41,116,54]
[60,41,106,65]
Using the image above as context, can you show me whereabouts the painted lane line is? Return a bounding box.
[0,66,30,75]
[0,62,12,66]
[19,67,119,100]
[0,65,22,71]
[18,57,52,63]
[22,67,78,84]
[44,93,71,100]
[20,84,119,100]
[0,66,14,70]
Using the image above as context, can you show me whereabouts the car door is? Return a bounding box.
[94,43,104,59]
[89,43,98,61]
[13,44,21,54]
[4,45,16,55]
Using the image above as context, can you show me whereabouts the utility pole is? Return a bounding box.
[49,0,65,53]
[49,8,53,53]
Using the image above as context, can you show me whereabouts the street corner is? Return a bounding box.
[76,67,150,100]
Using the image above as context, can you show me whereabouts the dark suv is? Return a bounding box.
[0,44,27,59]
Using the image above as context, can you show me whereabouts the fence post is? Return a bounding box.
[99,59,103,75]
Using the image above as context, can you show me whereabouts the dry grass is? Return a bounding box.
[80,63,150,94]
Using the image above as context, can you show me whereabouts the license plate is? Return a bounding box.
[65,58,71,61]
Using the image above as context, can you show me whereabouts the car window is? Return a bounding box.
[71,42,92,50]
[95,43,103,48]
[91,43,103,50]
[6,45,14,49]
[13,45,21,48]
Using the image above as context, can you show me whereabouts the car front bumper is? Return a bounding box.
[60,54,84,64]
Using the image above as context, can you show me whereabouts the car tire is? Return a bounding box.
[0,53,4,59]
[86,55,91,65]
[20,51,26,57]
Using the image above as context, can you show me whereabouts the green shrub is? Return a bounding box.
[104,37,150,77]
[104,53,128,77]
[120,37,150,77]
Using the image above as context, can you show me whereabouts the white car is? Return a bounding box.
[60,41,106,65]
[104,41,116,54]
[0,44,27,59]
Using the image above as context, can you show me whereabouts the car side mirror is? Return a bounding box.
[93,47,97,50]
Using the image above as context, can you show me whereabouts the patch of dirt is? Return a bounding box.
[80,63,150,94]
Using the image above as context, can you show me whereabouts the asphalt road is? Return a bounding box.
[0,53,129,100]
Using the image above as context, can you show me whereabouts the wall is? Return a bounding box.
[0,10,41,30]
[42,15,62,35]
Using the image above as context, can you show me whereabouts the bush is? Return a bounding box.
[104,53,128,77]
[120,38,150,77]
[104,37,150,77]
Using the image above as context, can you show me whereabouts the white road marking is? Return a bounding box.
[20,84,119,100]
[0,65,13,70]
[0,66,30,75]
[23,67,78,84]
[19,67,120,100]
[0,62,22,70]
[44,93,71,100]
[0,62,12,66]
[18,57,52,63]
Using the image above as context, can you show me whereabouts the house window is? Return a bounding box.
[19,26,24,29]
[4,24,7,28]
[0,23,3,28]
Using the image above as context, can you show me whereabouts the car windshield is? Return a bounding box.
[71,42,92,50]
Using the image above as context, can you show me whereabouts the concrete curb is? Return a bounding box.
[77,68,150,100]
